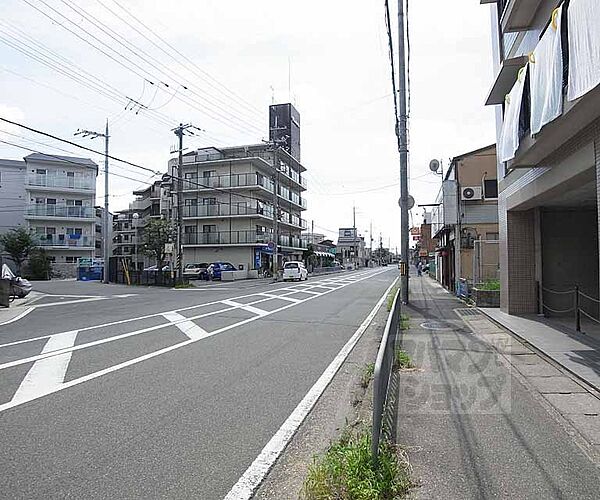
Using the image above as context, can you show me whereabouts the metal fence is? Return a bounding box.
[372,287,400,460]
[540,284,600,333]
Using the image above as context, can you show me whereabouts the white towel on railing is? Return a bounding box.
[567,0,600,101]
[530,8,563,135]
[498,65,528,163]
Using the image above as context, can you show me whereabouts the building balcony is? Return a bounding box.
[26,174,94,192]
[182,172,274,192]
[183,231,270,246]
[182,204,274,219]
[25,205,95,219]
[37,234,94,248]
[482,0,544,33]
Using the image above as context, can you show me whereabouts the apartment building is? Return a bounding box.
[0,153,98,277]
[174,143,307,271]
[112,179,171,270]
[483,0,600,314]
[431,144,500,292]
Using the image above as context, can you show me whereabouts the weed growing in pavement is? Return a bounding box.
[174,282,195,289]
[301,429,412,499]
[386,285,400,311]
[395,349,414,370]
[400,314,410,330]
[360,363,375,389]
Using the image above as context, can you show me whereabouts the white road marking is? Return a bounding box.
[0,269,393,413]
[0,307,34,327]
[257,293,301,303]
[223,277,399,500]
[162,312,209,341]
[11,330,78,404]
[222,300,267,316]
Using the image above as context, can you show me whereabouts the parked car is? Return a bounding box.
[283,261,308,281]
[183,262,209,280]
[2,264,32,299]
[207,262,236,280]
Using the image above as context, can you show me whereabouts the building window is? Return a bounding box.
[202,198,216,205]
[184,225,196,234]
[202,224,216,233]
[484,179,498,199]
[66,199,83,206]
[65,256,80,264]
[486,232,499,241]
[36,169,47,175]
[46,198,56,205]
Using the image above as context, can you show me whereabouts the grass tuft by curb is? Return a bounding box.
[174,282,195,289]
[301,429,412,499]
[360,363,375,389]
[386,285,399,311]
[395,349,414,370]
[400,314,410,330]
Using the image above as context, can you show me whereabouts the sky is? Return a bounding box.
[0,0,497,249]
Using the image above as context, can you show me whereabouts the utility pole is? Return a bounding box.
[398,0,410,304]
[172,123,198,282]
[75,121,109,284]
[353,204,356,268]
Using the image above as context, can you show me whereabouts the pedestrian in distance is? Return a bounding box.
[417,261,422,277]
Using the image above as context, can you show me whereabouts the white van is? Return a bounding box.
[283,261,308,281]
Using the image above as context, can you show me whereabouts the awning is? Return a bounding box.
[314,251,334,258]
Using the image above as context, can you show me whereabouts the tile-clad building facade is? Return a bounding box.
[483,0,600,314]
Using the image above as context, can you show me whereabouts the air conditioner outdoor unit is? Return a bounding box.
[461,186,482,201]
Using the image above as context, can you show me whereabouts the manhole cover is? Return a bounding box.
[420,321,455,331]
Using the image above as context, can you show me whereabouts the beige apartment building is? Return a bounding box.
[432,144,500,293]
[483,0,600,314]
[175,144,307,271]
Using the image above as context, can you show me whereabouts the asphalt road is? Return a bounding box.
[0,267,397,499]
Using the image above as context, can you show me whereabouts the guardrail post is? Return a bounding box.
[575,285,581,333]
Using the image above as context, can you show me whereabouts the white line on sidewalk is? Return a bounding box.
[0,307,34,327]
[162,312,209,341]
[11,330,78,404]
[223,277,399,500]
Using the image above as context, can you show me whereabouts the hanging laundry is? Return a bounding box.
[499,65,528,163]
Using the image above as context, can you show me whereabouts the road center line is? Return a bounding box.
[0,269,393,414]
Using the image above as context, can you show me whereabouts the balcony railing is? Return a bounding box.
[182,204,273,218]
[183,231,270,245]
[183,173,274,192]
[27,174,94,190]
[182,231,307,248]
[37,234,93,247]
[26,205,95,218]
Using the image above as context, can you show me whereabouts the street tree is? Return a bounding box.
[141,218,174,269]
[0,227,37,274]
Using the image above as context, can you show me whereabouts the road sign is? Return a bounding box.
[267,241,275,251]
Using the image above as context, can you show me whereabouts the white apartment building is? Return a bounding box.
[175,144,308,271]
[21,153,97,277]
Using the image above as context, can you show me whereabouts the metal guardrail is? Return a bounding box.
[372,287,400,460]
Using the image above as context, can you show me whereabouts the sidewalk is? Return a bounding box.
[481,308,600,391]
[396,275,600,499]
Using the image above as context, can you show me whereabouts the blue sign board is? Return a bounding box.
[77,258,104,281]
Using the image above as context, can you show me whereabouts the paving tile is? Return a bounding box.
[527,376,587,394]
[509,354,544,365]
[515,363,562,377]
[567,414,600,444]
[544,393,600,415]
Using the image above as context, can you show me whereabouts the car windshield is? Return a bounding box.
[284,263,299,269]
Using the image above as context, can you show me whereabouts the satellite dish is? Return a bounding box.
[429,159,440,173]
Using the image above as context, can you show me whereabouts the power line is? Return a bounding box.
[20,0,264,137]
[57,0,264,133]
